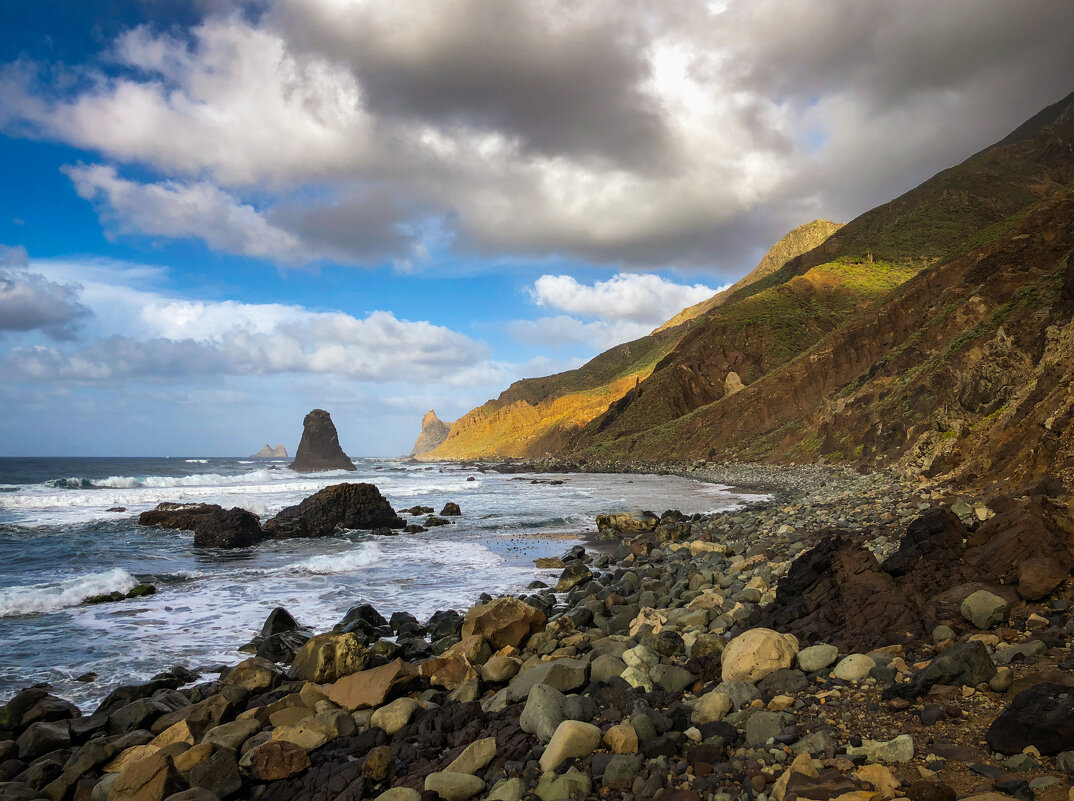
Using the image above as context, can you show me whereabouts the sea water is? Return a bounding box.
[0,457,762,708]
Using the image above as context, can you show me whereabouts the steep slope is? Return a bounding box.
[426,221,839,460]
[564,91,1074,476]
[577,187,1074,493]
[655,219,842,333]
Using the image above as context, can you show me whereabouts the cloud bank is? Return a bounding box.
[3,0,1070,271]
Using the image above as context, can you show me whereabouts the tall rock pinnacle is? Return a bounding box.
[289,409,357,472]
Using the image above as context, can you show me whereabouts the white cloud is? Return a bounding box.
[64,164,310,264]
[508,315,654,351]
[530,273,720,325]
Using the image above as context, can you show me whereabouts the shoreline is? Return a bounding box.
[3,465,1072,801]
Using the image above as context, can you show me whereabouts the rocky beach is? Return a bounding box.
[3,463,1073,801]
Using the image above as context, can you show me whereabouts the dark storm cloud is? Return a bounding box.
[3,0,1073,273]
[0,262,91,339]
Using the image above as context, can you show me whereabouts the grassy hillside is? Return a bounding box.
[654,219,842,333]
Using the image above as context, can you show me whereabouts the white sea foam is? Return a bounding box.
[289,544,386,575]
[0,568,138,618]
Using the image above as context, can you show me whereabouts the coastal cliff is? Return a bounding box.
[251,444,288,459]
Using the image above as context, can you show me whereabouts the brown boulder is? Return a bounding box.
[419,653,479,691]
[288,409,356,472]
[460,597,546,649]
[290,632,370,683]
[137,503,223,531]
[964,495,1074,584]
[1017,556,1068,600]
[244,740,310,781]
[262,483,404,538]
[108,753,184,801]
[327,659,420,711]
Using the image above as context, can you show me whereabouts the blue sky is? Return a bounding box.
[1,0,1071,456]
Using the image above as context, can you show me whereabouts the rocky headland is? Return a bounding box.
[289,410,356,473]
[6,465,1074,801]
[250,446,288,460]
[411,412,452,459]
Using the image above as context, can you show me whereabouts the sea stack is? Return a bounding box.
[251,443,288,459]
[410,410,451,457]
[289,409,357,472]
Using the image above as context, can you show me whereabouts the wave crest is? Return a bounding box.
[0,568,138,618]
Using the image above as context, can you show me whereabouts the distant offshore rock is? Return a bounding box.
[289,409,357,472]
[410,409,451,457]
[251,443,288,459]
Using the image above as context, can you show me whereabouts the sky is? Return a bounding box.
[0,1,1072,457]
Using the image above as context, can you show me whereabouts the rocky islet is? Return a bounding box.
[5,464,1074,801]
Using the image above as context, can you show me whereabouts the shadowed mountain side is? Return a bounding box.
[569,188,1074,490]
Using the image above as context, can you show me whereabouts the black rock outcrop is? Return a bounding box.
[139,503,264,549]
[262,483,404,538]
[289,409,356,472]
[987,683,1074,754]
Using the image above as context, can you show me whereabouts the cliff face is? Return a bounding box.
[410,410,451,457]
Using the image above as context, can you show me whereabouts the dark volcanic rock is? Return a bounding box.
[138,503,224,531]
[884,641,996,700]
[263,483,404,538]
[748,531,920,651]
[288,409,356,472]
[882,507,966,578]
[140,503,263,549]
[986,682,1074,755]
[193,508,263,548]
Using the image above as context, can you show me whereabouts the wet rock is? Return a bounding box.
[220,658,280,693]
[290,633,369,683]
[555,564,592,593]
[263,482,404,538]
[596,513,659,535]
[288,409,356,472]
[961,590,1011,629]
[15,721,70,760]
[460,597,546,649]
[137,504,223,533]
[440,502,461,516]
[987,682,1074,755]
[721,628,799,683]
[192,508,263,549]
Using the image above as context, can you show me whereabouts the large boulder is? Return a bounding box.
[722,628,799,684]
[1017,557,1068,600]
[288,409,356,472]
[290,633,370,682]
[193,508,263,548]
[460,597,546,649]
[986,683,1074,755]
[884,641,996,700]
[960,590,1010,629]
[327,659,421,711]
[263,483,404,538]
[139,503,263,548]
[108,752,184,801]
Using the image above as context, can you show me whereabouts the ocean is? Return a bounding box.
[0,456,762,708]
